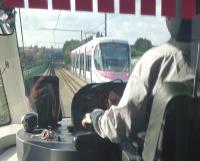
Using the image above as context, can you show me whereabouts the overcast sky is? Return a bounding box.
[15,0,171,48]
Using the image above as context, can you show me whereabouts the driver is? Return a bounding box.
[82,0,197,147]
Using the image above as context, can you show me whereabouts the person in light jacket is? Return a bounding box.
[82,0,198,147]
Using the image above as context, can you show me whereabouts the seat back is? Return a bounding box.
[25,76,62,128]
[143,81,200,161]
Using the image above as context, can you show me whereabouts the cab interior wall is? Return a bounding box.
[0,32,27,124]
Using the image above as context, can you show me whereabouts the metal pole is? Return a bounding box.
[81,30,83,42]
[105,13,107,37]
[19,9,25,58]
[193,42,200,98]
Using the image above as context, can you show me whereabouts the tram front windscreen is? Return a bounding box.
[100,42,130,72]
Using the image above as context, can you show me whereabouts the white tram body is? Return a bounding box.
[70,37,131,83]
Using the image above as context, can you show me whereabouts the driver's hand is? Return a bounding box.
[82,113,92,128]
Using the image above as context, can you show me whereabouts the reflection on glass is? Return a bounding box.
[0,72,10,126]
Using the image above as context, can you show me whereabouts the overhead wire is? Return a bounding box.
[89,14,117,35]
[53,10,61,47]
[54,10,61,29]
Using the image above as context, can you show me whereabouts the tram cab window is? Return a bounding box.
[78,55,80,68]
[86,56,88,71]
[94,45,104,70]
[75,55,77,68]
[100,43,130,72]
[86,55,91,71]
[76,55,80,68]
[80,54,84,70]
[72,57,75,68]
[89,55,91,71]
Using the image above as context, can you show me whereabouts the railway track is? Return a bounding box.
[40,64,86,116]
[53,66,86,117]
[43,64,85,94]
[46,63,54,76]
[57,67,85,94]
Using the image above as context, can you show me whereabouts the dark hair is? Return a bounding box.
[111,85,125,97]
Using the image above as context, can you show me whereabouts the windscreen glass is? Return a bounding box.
[0,72,10,126]
[15,3,171,118]
[100,42,130,72]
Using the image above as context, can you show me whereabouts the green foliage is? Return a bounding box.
[38,47,46,65]
[23,63,49,80]
[64,54,71,68]
[84,35,93,42]
[134,38,152,52]
[63,40,82,67]
[96,32,103,38]
[63,40,82,53]
[18,48,25,58]
[131,38,152,58]
[19,46,46,70]
[131,48,144,57]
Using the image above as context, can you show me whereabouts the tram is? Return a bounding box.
[0,0,200,161]
[70,37,131,83]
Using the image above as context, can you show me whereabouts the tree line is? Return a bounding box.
[130,38,152,57]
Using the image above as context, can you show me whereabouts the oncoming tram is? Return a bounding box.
[70,37,131,83]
